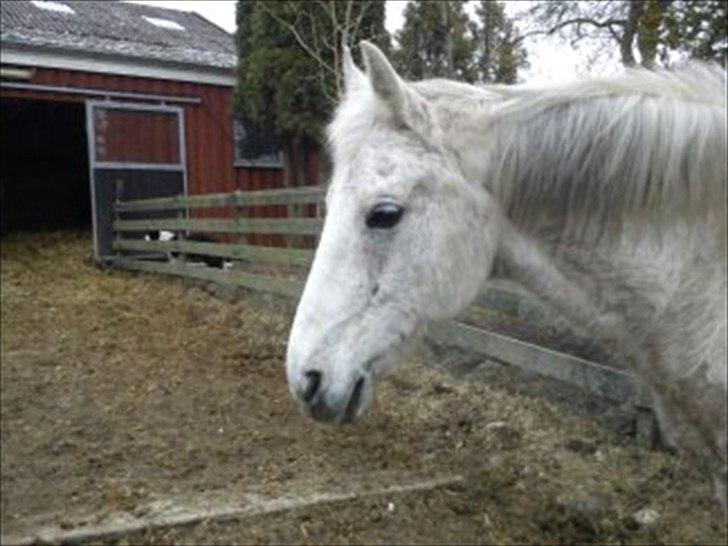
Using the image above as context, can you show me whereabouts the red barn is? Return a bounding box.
[1,0,314,257]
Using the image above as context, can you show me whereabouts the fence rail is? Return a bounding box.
[112,239,314,267]
[113,217,324,235]
[113,258,303,299]
[428,321,647,405]
[110,186,658,447]
[115,187,325,212]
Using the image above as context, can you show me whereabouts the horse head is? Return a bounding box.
[286,42,500,424]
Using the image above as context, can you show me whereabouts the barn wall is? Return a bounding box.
[1,66,322,247]
[230,167,283,246]
[94,108,181,164]
[232,141,321,247]
[0,67,235,196]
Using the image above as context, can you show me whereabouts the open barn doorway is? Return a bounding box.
[1,99,91,234]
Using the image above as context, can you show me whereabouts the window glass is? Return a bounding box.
[234,120,283,168]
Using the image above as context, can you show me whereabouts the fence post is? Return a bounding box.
[635,407,660,449]
[234,189,247,255]
[114,179,124,256]
[316,192,326,247]
[634,383,660,449]
[176,194,186,264]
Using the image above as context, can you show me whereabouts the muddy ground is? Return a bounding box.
[1,232,725,544]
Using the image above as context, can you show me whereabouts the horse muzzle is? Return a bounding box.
[292,369,372,424]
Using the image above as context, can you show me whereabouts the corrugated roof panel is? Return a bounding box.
[30,1,75,15]
[1,0,236,69]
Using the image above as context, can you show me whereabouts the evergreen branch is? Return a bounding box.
[349,1,369,46]
[258,2,338,76]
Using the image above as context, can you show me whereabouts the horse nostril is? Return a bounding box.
[342,376,366,423]
[302,370,322,404]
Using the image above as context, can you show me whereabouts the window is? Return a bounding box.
[30,1,75,15]
[142,16,185,31]
[234,120,283,168]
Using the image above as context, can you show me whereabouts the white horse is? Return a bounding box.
[286,42,727,507]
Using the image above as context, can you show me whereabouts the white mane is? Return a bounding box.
[397,63,727,242]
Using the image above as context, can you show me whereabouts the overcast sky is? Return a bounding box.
[126,0,619,84]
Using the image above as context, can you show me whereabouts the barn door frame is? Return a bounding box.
[85,100,188,260]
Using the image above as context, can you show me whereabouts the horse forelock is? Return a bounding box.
[327,84,383,170]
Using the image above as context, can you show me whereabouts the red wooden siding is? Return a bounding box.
[233,150,320,248]
[233,167,286,246]
[0,67,235,195]
[93,108,180,164]
[1,66,322,247]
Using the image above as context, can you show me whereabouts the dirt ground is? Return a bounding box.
[1,231,726,544]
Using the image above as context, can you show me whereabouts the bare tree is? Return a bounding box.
[257,0,388,106]
[439,1,455,78]
[521,0,724,69]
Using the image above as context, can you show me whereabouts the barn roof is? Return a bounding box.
[0,1,236,84]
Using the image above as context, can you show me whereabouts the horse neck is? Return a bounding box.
[431,94,611,322]
[432,76,725,365]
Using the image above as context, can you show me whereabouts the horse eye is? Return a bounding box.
[366,203,404,229]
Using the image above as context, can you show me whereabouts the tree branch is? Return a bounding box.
[516,16,626,44]
[349,1,369,45]
[258,3,338,76]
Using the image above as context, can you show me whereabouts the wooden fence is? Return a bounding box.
[110,186,659,448]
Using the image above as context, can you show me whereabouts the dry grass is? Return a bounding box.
[1,231,725,544]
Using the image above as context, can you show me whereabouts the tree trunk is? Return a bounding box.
[637,0,671,68]
[620,1,646,66]
[482,7,492,83]
[440,1,454,78]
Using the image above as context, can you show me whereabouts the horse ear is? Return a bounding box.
[360,40,408,119]
[342,44,366,95]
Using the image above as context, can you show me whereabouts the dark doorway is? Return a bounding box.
[1,99,90,234]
